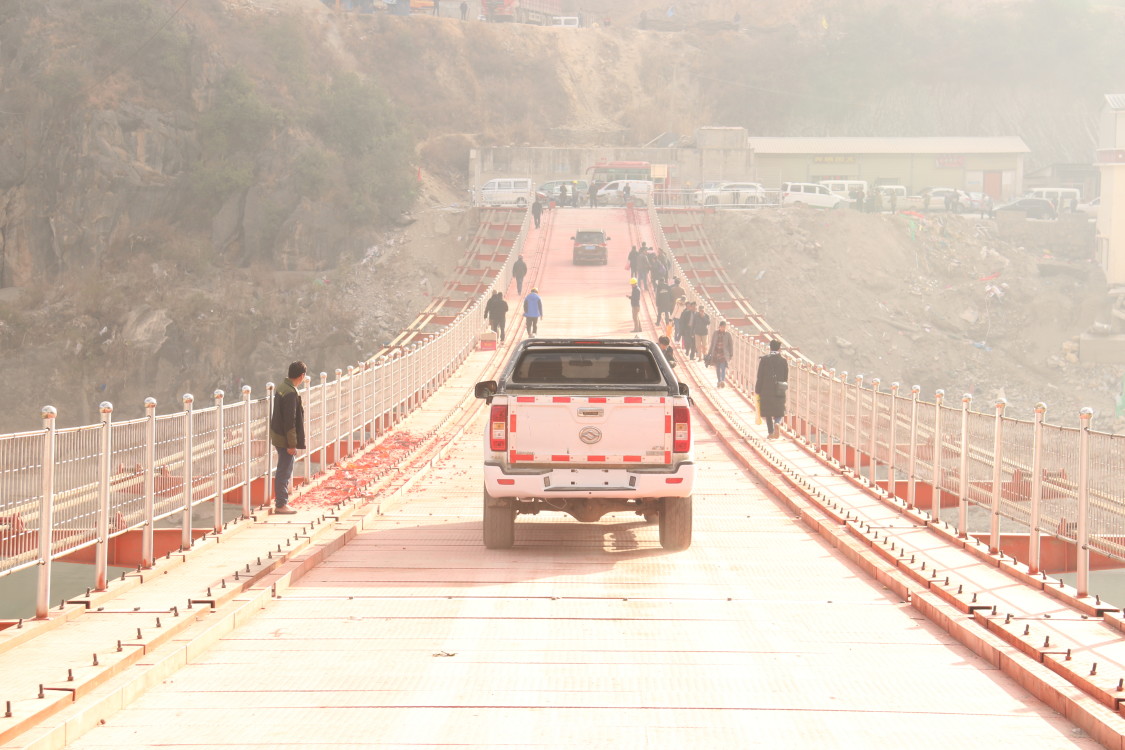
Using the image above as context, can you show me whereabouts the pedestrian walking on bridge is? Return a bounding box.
[270,361,307,515]
[679,301,697,357]
[628,278,642,332]
[524,287,543,336]
[484,290,509,342]
[755,340,789,439]
[512,255,527,295]
[531,197,543,229]
[707,321,733,388]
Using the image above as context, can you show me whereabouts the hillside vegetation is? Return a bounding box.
[1,0,1123,429]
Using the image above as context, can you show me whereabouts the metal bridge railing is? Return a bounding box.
[651,206,1125,601]
[1,209,527,619]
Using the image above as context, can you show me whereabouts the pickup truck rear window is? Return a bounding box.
[510,350,662,386]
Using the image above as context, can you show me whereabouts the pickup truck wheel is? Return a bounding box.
[658,496,692,550]
[483,491,515,549]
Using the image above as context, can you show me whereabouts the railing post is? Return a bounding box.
[907,385,920,510]
[94,402,113,591]
[868,378,880,486]
[181,394,194,550]
[825,368,836,461]
[958,394,972,538]
[988,399,1007,554]
[888,383,900,499]
[213,389,225,534]
[1028,402,1047,574]
[315,372,326,476]
[347,365,356,458]
[852,374,864,472]
[242,385,253,517]
[301,376,312,479]
[142,397,157,567]
[838,371,848,465]
[335,368,344,463]
[408,345,418,408]
[814,366,825,451]
[35,405,57,619]
[932,390,945,522]
[265,382,276,507]
[361,361,371,444]
[1077,407,1094,598]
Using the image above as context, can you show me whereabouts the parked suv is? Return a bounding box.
[572,229,610,265]
[995,197,1058,220]
[695,181,766,207]
[920,187,970,212]
[780,182,845,209]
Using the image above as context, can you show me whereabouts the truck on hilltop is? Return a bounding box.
[474,338,694,550]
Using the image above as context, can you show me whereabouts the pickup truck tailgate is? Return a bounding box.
[508,396,671,464]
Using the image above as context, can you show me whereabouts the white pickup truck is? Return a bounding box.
[474,338,695,550]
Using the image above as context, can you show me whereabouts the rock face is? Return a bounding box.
[0,0,420,431]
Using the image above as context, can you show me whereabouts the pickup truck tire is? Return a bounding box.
[658,496,692,550]
[483,490,516,549]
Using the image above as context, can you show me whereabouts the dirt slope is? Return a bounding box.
[705,208,1122,429]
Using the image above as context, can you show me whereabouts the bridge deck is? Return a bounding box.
[1,207,1116,748]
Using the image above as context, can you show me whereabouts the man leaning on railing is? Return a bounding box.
[270,361,307,515]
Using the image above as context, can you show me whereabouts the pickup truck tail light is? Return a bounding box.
[490,404,509,452]
[672,405,691,453]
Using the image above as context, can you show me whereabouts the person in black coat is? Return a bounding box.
[755,339,789,439]
[679,302,697,358]
[512,255,528,295]
[484,291,509,342]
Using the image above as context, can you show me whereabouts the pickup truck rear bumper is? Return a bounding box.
[484,462,694,499]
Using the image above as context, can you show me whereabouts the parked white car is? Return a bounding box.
[780,182,845,209]
[596,179,654,206]
[1077,196,1100,218]
[695,181,766,207]
[920,187,971,212]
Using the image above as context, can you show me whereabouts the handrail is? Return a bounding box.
[0,208,527,618]
[651,206,1123,599]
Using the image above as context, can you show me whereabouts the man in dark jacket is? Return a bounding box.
[707,320,734,388]
[755,340,789,439]
[270,361,307,514]
[512,255,528,295]
[692,307,710,360]
[531,197,543,229]
[678,301,696,356]
[484,290,509,342]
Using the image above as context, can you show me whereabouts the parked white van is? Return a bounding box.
[780,182,845,209]
[1028,187,1082,210]
[479,178,535,207]
[596,179,654,206]
[819,179,868,199]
